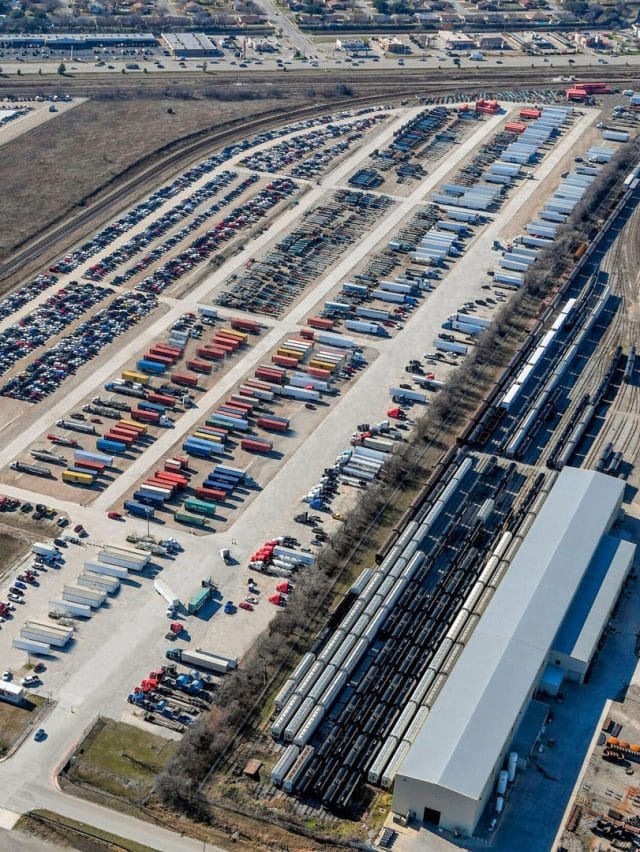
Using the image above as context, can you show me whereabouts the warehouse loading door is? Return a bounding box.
[423,807,441,826]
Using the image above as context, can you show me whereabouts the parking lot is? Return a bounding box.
[0,95,610,766]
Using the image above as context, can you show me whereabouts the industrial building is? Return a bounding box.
[392,467,634,836]
[160,33,222,59]
[0,33,157,50]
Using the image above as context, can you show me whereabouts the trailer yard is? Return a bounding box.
[1,88,639,851]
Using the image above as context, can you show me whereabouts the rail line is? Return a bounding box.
[0,63,638,290]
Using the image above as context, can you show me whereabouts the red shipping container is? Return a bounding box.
[155,469,188,484]
[505,122,526,134]
[155,473,187,489]
[300,327,315,340]
[131,408,161,423]
[520,107,541,120]
[226,399,253,413]
[272,355,298,368]
[196,346,225,360]
[165,460,183,473]
[186,359,212,374]
[171,373,198,387]
[152,344,181,357]
[241,438,273,453]
[105,433,134,447]
[195,486,226,502]
[308,316,333,330]
[307,366,331,380]
[144,353,173,366]
[230,317,260,333]
[75,459,105,473]
[148,392,176,408]
[257,417,288,432]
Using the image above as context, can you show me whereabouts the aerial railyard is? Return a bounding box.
[0,72,639,852]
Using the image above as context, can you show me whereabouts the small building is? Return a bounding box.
[0,682,25,706]
[161,32,222,58]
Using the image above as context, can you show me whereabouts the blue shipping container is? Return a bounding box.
[124,500,155,518]
[97,438,127,454]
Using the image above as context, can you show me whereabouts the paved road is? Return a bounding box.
[250,0,316,57]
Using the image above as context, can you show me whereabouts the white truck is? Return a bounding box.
[154,578,181,610]
[32,542,59,559]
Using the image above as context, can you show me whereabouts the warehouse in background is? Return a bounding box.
[392,468,634,836]
[161,33,223,59]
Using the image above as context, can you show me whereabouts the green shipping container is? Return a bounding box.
[175,511,207,528]
[184,498,216,517]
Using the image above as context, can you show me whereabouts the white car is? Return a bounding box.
[2,671,11,681]
[21,675,39,687]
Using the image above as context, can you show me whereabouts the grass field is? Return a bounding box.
[0,531,30,578]
[65,719,177,803]
[16,809,156,851]
[0,694,45,755]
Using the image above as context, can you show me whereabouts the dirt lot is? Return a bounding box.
[0,694,46,756]
[0,529,31,578]
[16,809,155,852]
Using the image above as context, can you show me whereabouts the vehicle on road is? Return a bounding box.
[34,728,46,741]
[107,512,123,520]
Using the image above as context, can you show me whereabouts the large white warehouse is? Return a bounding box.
[392,467,634,836]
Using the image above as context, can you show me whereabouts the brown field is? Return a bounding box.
[0,94,293,262]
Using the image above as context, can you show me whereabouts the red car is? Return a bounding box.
[107,512,123,521]
[73,524,83,533]
[239,601,254,612]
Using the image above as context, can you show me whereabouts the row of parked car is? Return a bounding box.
[104,174,260,290]
[0,292,157,402]
[0,283,110,377]
[0,274,57,322]
[49,157,237,277]
[239,113,385,179]
[82,170,238,284]
[47,107,380,286]
[135,178,297,296]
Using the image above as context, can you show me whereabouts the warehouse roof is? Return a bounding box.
[553,534,634,665]
[397,468,624,802]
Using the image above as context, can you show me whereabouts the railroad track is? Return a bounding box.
[582,197,640,467]
[0,64,637,292]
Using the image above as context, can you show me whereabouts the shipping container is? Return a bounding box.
[85,559,129,579]
[171,373,198,387]
[175,511,207,528]
[62,470,94,485]
[184,498,217,517]
[241,438,273,453]
[121,371,149,385]
[123,500,154,519]
[97,438,127,455]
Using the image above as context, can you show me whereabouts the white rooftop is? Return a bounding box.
[397,467,624,802]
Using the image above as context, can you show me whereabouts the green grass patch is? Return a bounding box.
[0,694,45,755]
[67,719,177,803]
[16,809,156,851]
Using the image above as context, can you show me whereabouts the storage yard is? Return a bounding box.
[0,85,640,851]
